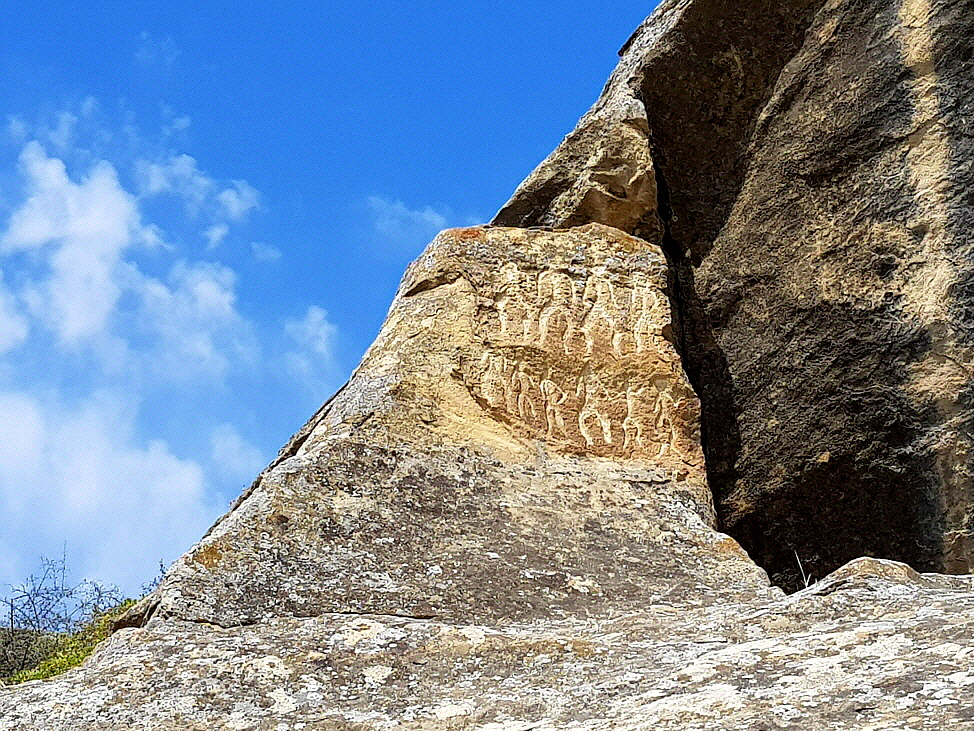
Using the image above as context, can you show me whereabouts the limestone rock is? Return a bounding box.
[129,224,735,632]
[496,0,974,589]
[4,558,974,729]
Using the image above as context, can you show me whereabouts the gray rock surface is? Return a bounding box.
[4,558,974,729]
[496,0,974,590]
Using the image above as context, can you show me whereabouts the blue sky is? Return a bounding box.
[0,1,656,596]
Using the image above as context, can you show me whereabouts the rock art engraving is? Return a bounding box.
[577,373,618,448]
[581,271,626,357]
[630,273,666,354]
[496,263,532,340]
[539,377,570,440]
[537,270,578,353]
[623,385,650,453]
[460,241,701,466]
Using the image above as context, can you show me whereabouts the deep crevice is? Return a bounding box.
[631,0,946,593]
[643,139,743,564]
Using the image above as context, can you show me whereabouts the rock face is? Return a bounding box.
[4,1,974,728]
[496,0,974,590]
[138,224,739,631]
[6,558,974,730]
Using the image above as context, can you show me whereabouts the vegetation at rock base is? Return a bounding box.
[5,599,135,683]
[1,555,156,684]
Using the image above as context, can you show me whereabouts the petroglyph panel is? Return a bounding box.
[424,225,702,466]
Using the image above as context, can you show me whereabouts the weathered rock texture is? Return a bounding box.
[6,558,974,730]
[496,0,974,590]
[4,0,974,728]
[137,224,737,631]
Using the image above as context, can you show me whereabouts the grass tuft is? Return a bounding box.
[6,599,136,684]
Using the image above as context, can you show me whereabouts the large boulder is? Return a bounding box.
[131,224,746,631]
[496,0,974,590]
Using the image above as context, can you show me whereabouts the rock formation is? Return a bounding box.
[3,0,974,728]
[497,0,974,591]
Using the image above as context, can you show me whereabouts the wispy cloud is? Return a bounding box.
[218,180,260,221]
[251,242,282,262]
[205,223,229,249]
[368,195,448,241]
[134,156,260,243]
[209,423,265,482]
[135,153,215,207]
[365,195,483,260]
[6,116,28,142]
[135,32,180,67]
[0,102,341,594]
[132,260,258,382]
[284,305,339,396]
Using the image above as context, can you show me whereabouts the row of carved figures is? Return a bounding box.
[493,264,668,357]
[475,352,695,459]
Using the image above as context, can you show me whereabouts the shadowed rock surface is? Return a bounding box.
[496,0,974,590]
[4,0,974,728]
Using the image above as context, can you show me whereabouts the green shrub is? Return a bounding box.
[6,599,135,684]
[0,628,59,678]
[1,554,155,683]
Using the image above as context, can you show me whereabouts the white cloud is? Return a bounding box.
[5,142,145,344]
[368,195,448,242]
[0,273,28,354]
[0,126,273,593]
[210,423,265,482]
[251,241,281,262]
[0,389,218,591]
[205,223,229,249]
[134,260,258,381]
[135,153,214,208]
[47,111,78,151]
[217,180,260,221]
[0,103,340,595]
[284,305,338,394]
[6,116,27,142]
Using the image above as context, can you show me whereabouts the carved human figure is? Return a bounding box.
[536,271,577,353]
[512,361,539,424]
[622,384,650,453]
[495,263,533,340]
[650,377,684,459]
[630,274,666,354]
[577,374,615,447]
[479,352,514,412]
[582,272,626,356]
[539,377,570,440]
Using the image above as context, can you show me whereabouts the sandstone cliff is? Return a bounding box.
[3,1,974,729]
[496,0,974,591]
